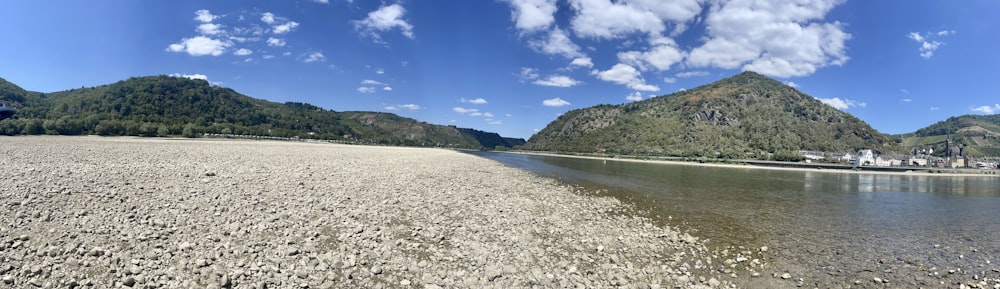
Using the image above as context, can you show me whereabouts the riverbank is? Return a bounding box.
[508,151,999,178]
[0,136,763,288]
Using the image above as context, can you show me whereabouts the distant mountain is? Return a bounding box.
[900,114,1000,157]
[524,71,899,159]
[0,75,523,149]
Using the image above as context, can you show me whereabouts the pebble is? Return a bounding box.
[0,137,768,289]
[780,273,792,279]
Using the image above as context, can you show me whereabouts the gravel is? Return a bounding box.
[0,136,763,288]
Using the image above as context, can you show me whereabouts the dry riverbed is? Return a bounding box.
[0,136,770,288]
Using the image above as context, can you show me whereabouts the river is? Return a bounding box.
[471,151,1000,287]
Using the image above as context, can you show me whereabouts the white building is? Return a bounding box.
[856,149,875,167]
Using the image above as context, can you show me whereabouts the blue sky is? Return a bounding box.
[1,1,998,139]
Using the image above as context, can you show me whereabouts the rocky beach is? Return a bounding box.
[0,136,768,288]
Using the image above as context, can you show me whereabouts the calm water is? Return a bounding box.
[472,152,1000,286]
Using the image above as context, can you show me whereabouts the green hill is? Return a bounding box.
[0,75,523,149]
[900,114,1000,157]
[524,71,899,159]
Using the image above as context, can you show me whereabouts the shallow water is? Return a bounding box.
[472,152,1000,287]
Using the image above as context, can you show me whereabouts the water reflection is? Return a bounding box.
[471,152,1000,286]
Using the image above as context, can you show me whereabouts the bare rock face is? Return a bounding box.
[0,136,740,288]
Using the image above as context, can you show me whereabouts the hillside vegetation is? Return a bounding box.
[0,76,522,149]
[900,114,1000,157]
[524,71,899,159]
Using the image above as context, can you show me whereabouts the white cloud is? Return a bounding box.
[686,0,850,78]
[518,67,540,81]
[382,86,392,91]
[503,0,558,33]
[487,119,503,125]
[817,97,866,110]
[570,57,594,68]
[626,91,643,101]
[354,4,415,42]
[529,27,583,58]
[676,71,710,78]
[453,107,480,114]
[273,21,300,34]
[312,0,330,3]
[376,68,385,74]
[483,112,495,118]
[663,77,676,83]
[930,107,940,111]
[908,31,953,59]
[304,52,326,63]
[197,23,224,35]
[785,81,798,88]
[169,73,208,81]
[385,104,421,110]
[233,48,253,56]
[194,10,219,23]
[261,12,276,24]
[460,98,489,104]
[901,98,912,102]
[617,41,684,71]
[567,0,670,39]
[591,63,659,91]
[357,87,376,93]
[167,36,231,56]
[267,37,286,47]
[533,75,582,87]
[542,97,571,107]
[361,79,385,85]
[971,104,1000,114]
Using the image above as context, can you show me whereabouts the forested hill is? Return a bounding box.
[899,114,1000,157]
[524,71,899,159]
[0,75,523,149]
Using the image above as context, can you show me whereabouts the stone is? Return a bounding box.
[371,265,383,275]
[707,277,721,287]
[780,273,791,279]
[1,275,13,284]
[400,279,411,286]
[123,276,136,287]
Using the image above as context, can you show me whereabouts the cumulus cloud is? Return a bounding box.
[273,21,300,34]
[383,86,392,91]
[529,27,583,58]
[591,63,659,91]
[261,12,276,24]
[617,40,684,71]
[169,73,208,81]
[357,87,376,93]
[518,67,540,81]
[503,0,558,33]
[533,75,582,87]
[785,81,798,88]
[570,57,594,68]
[361,79,385,85]
[626,91,643,101]
[197,23,224,35]
[453,107,480,114]
[817,97,865,110]
[687,0,850,78]
[167,36,231,56]
[233,48,252,56]
[385,104,421,110]
[354,4,415,42]
[304,52,326,63]
[542,97,571,107]
[194,10,219,23]
[460,98,488,104]
[267,37,286,47]
[908,30,954,59]
[971,104,1000,114]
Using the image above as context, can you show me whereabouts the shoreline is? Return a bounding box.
[504,150,1000,178]
[0,136,765,288]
